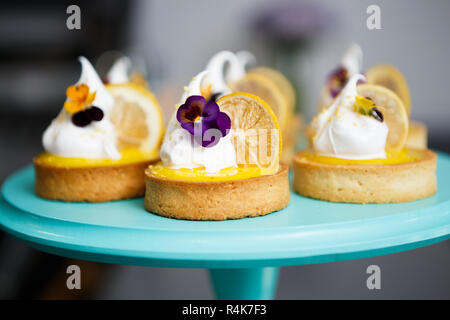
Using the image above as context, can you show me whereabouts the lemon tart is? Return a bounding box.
[34,57,164,202]
[145,70,289,220]
[318,44,427,149]
[294,74,436,203]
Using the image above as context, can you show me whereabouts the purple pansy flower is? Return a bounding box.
[327,67,367,98]
[327,66,348,98]
[176,95,231,148]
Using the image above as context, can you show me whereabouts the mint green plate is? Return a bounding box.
[1,153,449,269]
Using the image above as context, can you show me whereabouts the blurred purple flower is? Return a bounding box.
[253,2,333,43]
[327,67,366,98]
[327,66,348,98]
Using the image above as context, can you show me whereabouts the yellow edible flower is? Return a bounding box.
[354,95,375,115]
[63,84,96,114]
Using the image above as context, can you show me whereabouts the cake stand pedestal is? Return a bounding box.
[1,153,450,300]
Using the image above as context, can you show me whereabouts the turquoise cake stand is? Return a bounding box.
[1,152,450,299]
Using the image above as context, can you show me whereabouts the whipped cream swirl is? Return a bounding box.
[43,57,120,160]
[106,56,131,84]
[340,43,363,77]
[312,74,388,160]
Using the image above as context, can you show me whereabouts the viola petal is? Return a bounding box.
[327,66,348,98]
[176,103,191,124]
[216,112,231,137]
[177,95,205,123]
[177,95,229,148]
[87,106,104,121]
[180,121,195,135]
[202,101,220,122]
[190,121,219,148]
[184,95,205,111]
[72,110,91,127]
[197,127,222,148]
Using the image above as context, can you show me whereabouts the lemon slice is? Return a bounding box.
[229,72,289,129]
[217,92,281,174]
[357,83,409,152]
[250,67,296,116]
[106,83,164,153]
[366,64,411,116]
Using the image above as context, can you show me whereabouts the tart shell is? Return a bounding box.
[293,149,437,203]
[34,158,158,202]
[144,164,290,220]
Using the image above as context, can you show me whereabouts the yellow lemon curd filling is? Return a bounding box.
[148,163,278,182]
[35,148,159,168]
[300,148,422,165]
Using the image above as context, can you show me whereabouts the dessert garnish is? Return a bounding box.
[176,95,231,147]
[353,96,383,122]
[64,84,104,127]
[64,84,96,114]
[328,67,348,98]
[71,106,104,127]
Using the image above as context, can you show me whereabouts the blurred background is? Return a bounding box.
[0,0,449,299]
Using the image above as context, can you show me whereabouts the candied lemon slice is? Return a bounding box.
[250,67,296,117]
[229,72,289,129]
[217,92,281,174]
[366,64,411,116]
[106,83,164,153]
[357,83,409,152]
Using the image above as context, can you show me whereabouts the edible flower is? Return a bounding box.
[328,67,366,98]
[354,96,384,122]
[64,84,96,114]
[63,84,104,127]
[177,95,231,147]
[327,67,348,98]
[71,106,104,127]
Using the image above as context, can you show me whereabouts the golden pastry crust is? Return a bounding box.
[406,120,427,149]
[34,159,158,202]
[144,164,290,220]
[293,149,437,203]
